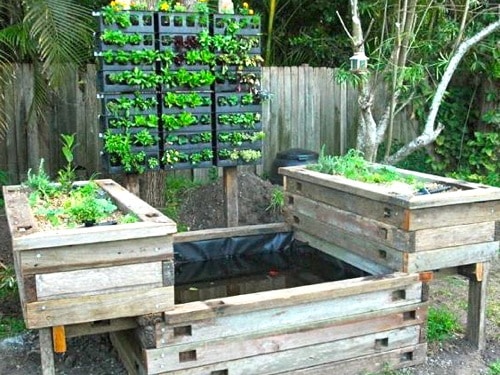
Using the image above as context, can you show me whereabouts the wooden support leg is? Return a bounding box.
[459,262,490,350]
[39,328,56,375]
[223,166,239,227]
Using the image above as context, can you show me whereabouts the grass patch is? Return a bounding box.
[0,316,25,339]
[489,360,500,375]
[266,187,284,213]
[427,306,461,342]
[163,175,202,232]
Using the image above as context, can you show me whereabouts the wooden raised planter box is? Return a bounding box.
[279,166,500,274]
[110,224,428,375]
[3,179,177,329]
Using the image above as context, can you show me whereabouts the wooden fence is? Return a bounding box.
[0,64,417,185]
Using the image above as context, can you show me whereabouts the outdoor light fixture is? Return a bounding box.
[350,51,369,72]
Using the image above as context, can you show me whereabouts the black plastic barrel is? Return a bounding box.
[270,148,319,185]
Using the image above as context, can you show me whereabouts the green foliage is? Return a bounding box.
[25,159,57,200]
[310,148,421,186]
[429,87,499,187]
[0,262,17,293]
[489,360,500,375]
[427,306,460,342]
[66,182,117,225]
[0,0,95,140]
[118,213,139,224]
[57,133,77,193]
[266,187,284,214]
[377,141,432,174]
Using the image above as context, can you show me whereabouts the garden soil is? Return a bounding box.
[0,172,498,375]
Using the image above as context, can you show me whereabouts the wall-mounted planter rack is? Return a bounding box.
[95,10,263,173]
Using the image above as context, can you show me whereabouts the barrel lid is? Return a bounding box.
[276,148,318,161]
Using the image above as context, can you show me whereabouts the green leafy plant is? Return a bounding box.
[427,306,460,342]
[109,67,161,89]
[266,187,284,213]
[309,148,423,187]
[57,134,77,193]
[133,129,158,147]
[101,4,132,28]
[161,112,198,131]
[218,113,261,128]
[164,92,211,109]
[218,148,262,162]
[218,131,264,146]
[119,213,140,224]
[65,182,117,225]
[25,159,57,200]
[0,262,17,293]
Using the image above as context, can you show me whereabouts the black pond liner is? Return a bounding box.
[174,232,369,303]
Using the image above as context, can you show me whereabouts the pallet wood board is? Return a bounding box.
[281,167,500,231]
[115,268,426,375]
[3,179,178,329]
[289,193,496,252]
[281,166,500,273]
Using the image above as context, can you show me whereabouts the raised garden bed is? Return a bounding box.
[110,224,428,375]
[2,179,177,329]
[279,165,500,274]
[280,164,500,350]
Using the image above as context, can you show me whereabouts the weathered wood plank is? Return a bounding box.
[146,312,424,373]
[223,167,239,227]
[293,230,393,275]
[35,262,163,300]
[288,193,411,251]
[291,212,405,270]
[173,223,290,243]
[405,242,498,272]
[283,176,408,229]
[280,166,500,210]
[154,303,426,348]
[19,236,173,274]
[25,286,174,329]
[413,221,495,251]
[65,317,137,338]
[288,194,496,252]
[466,262,490,350]
[96,179,177,226]
[163,278,422,330]
[39,327,56,375]
[150,325,421,375]
[279,344,427,375]
[110,329,146,375]
[12,221,174,251]
[3,186,38,236]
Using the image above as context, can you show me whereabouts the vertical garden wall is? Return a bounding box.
[95,8,264,173]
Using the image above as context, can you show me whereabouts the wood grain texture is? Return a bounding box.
[280,166,500,210]
[147,325,421,375]
[163,273,421,326]
[26,286,174,329]
[35,262,164,300]
[19,236,173,274]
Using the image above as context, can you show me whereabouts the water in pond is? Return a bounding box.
[174,238,368,304]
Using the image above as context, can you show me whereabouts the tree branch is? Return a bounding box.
[385,18,500,165]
